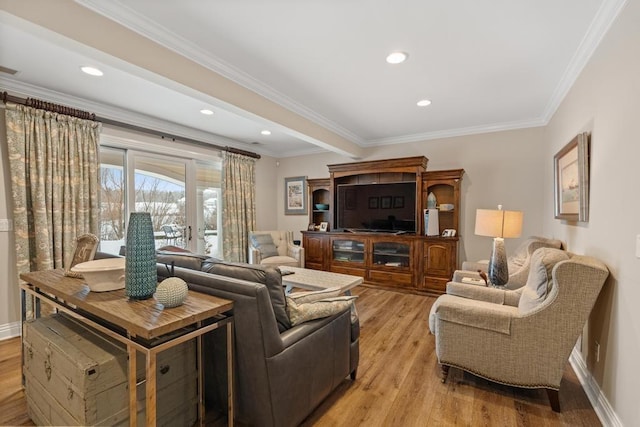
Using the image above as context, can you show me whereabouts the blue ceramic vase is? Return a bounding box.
[125,212,157,300]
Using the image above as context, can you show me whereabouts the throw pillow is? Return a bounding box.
[518,248,570,314]
[250,234,279,258]
[286,295,358,326]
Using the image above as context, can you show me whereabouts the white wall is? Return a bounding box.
[0,110,20,339]
[274,126,548,262]
[542,1,640,424]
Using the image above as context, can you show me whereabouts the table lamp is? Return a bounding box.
[474,205,523,287]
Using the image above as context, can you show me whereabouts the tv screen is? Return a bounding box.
[336,182,416,232]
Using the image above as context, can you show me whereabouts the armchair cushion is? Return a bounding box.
[249,233,279,258]
[518,248,569,314]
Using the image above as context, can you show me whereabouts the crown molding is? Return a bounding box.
[365,117,546,146]
[75,0,364,147]
[541,0,628,122]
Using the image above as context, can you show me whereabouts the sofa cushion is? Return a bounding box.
[518,248,569,314]
[250,233,279,258]
[201,261,291,332]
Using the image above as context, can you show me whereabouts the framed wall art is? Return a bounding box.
[285,176,307,215]
[554,132,590,222]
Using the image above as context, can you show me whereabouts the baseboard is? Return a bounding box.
[0,321,21,341]
[570,349,622,427]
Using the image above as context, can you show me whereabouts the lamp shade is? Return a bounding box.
[475,208,523,238]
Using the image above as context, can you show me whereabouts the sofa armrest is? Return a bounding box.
[279,308,350,348]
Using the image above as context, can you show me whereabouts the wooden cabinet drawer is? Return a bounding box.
[369,270,413,287]
[330,265,366,278]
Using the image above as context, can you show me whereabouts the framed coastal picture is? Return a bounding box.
[285,176,308,215]
[554,132,590,221]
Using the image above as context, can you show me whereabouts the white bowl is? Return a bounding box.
[71,258,126,292]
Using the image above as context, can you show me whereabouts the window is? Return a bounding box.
[99,137,222,258]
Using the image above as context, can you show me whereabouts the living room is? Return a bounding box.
[1,1,639,426]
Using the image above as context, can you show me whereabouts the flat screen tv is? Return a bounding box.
[335,182,416,233]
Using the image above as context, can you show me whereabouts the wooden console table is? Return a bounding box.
[20,269,234,427]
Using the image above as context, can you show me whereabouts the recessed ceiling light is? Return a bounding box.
[417,99,432,107]
[200,109,214,115]
[261,130,271,136]
[386,52,408,64]
[80,66,103,76]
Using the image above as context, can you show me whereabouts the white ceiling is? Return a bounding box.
[0,0,626,158]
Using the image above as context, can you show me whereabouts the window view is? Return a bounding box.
[99,148,125,255]
[98,147,222,258]
[134,155,187,251]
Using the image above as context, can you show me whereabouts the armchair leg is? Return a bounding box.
[350,369,357,380]
[440,365,450,383]
[546,389,560,412]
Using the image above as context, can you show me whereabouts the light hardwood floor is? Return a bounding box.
[0,286,600,426]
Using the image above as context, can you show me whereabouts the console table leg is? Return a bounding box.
[128,345,137,427]
[227,321,234,427]
[146,351,157,426]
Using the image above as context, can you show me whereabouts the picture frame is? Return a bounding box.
[345,189,357,210]
[442,229,457,237]
[368,196,379,209]
[380,196,392,209]
[319,221,329,232]
[393,196,404,208]
[285,176,308,215]
[307,223,316,231]
[64,233,99,277]
[554,132,590,221]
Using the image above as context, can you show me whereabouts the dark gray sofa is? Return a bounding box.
[156,258,359,427]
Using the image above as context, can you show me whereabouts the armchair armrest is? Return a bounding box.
[248,246,261,264]
[433,295,517,335]
[287,243,305,267]
[446,282,521,307]
[452,269,486,285]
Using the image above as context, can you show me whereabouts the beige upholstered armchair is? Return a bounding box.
[248,230,304,268]
[429,248,609,412]
[454,236,564,289]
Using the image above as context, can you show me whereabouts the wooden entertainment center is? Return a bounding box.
[302,156,464,295]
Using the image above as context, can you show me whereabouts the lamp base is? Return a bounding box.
[488,237,509,287]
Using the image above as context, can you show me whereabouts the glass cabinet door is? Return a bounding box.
[372,241,411,268]
[332,239,365,263]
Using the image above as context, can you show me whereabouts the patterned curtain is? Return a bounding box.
[222,151,256,262]
[5,103,101,317]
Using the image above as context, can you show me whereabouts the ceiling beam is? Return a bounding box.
[0,0,364,159]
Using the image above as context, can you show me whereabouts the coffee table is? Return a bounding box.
[279,266,363,295]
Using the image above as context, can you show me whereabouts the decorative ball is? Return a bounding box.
[155,277,188,308]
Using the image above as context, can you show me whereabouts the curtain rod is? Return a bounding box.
[1,90,261,159]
